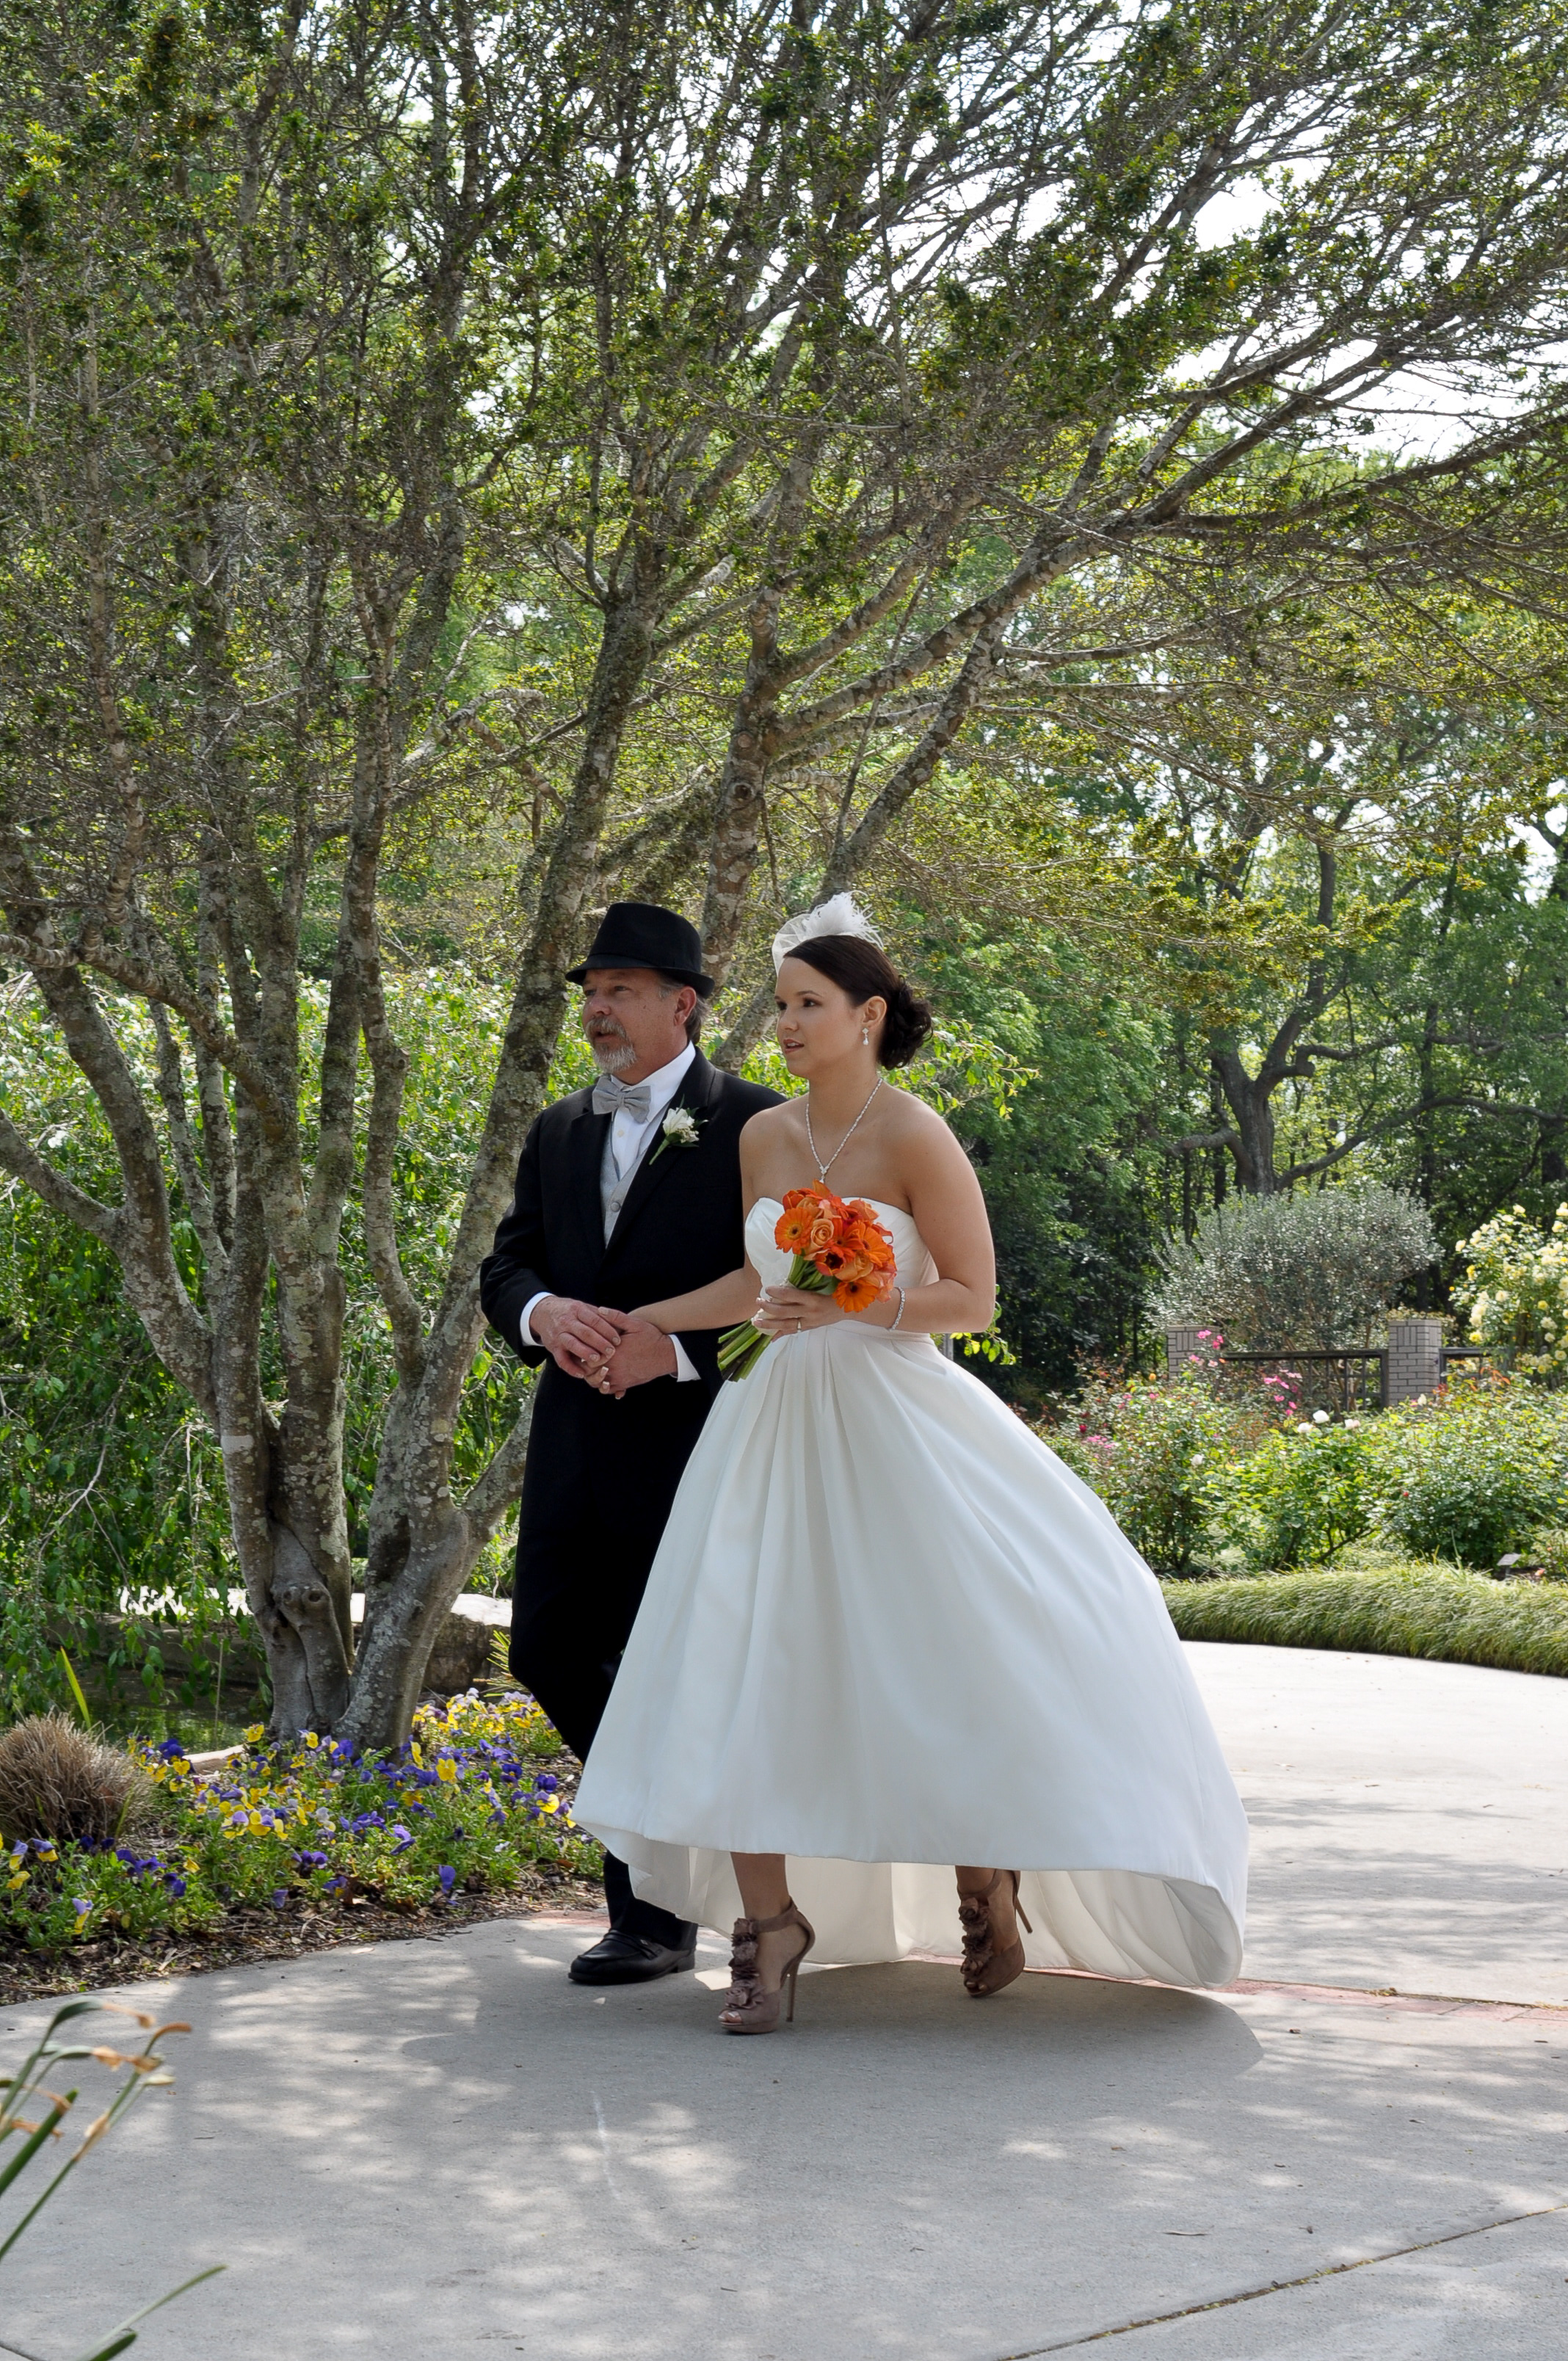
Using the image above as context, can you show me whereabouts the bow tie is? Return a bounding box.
[592,1076,653,1123]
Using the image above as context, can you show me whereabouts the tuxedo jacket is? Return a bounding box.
[479,1051,781,1618]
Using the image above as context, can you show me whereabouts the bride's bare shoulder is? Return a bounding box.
[741,1100,799,1140]
[882,1084,954,1141]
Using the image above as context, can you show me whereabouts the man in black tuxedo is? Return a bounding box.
[479,903,780,1984]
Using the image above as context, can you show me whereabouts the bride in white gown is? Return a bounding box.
[573,899,1247,2032]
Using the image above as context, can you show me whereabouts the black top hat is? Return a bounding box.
[567,902,714,995]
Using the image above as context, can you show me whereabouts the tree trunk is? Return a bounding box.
[1208,1043,1279,1193]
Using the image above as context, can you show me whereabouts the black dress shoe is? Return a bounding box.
[568,1930,697,1985]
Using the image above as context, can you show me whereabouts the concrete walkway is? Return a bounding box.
[1195,1643,1568,2006]
[1,1644,1564,2361]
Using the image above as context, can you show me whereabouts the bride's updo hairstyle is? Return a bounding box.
[784,935,934,1070]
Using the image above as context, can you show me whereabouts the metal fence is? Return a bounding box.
[1202,1346,1388,1412]
[1165,1323,1489,1411]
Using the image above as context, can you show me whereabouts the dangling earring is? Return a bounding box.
[861,1026,870,1045]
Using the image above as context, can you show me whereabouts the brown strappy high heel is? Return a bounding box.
[719,1901,816,2034]
[958,1871,1033,1997]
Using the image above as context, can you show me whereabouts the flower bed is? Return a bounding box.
[1162,1564,1568,1678]
[0,1691,603,1987]
[1052,1359,1568,1573]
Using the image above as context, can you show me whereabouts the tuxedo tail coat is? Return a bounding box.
[478,1052,781,1650]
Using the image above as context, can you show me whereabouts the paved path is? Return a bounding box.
[1,1645,1564,2361]
[1194,1644,1568,2007]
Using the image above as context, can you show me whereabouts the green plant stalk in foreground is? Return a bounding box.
[0,1998,220,2358]
[1162,1566,1568,1680]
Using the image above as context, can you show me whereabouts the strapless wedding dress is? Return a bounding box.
[575,1197,1248,1985]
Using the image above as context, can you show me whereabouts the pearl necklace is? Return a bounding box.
[805,1076,883,1186]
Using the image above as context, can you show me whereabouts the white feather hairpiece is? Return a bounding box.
[771,893,883,973]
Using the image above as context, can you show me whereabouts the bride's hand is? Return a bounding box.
[753,1283,847,1336]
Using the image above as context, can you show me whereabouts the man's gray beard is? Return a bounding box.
[588,1032,638,1075]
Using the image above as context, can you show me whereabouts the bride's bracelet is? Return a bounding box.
[888,1285,906,1332]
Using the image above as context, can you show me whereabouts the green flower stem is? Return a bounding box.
[717,1258,836,1380]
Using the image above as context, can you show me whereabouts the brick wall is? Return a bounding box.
[1384,1318,1443,1405]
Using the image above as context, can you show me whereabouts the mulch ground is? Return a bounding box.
[0,1868,608,2007]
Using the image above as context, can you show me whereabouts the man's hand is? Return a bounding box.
[530,1296,631,1379]
[589,1316,679,1399]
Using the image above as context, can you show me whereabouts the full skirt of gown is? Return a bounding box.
[573,1198,1248,1986]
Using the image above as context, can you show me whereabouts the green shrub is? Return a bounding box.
[1050,1374,1260,1575]
[1149,1183,1438,1352]
[1209,1417,1378,1568]
[1371,1390,1568,1567]
[1162,1564,1568,1679]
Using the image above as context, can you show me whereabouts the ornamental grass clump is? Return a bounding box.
[1161,1564,1568,1680]
[0,1689,599,1956]
[0,1713,150,1848]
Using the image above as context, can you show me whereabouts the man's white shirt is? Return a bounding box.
[522,1041,700,1382]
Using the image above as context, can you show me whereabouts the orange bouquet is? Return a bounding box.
[719,1184,899,1379]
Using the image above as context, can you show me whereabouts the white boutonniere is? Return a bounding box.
[649,1104,702,1163]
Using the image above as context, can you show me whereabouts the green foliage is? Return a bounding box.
[1453,1200,1568,1382]
[0,991,233,1722]
[740,1012,1034,1123]
[1523,1527,1568,1581]
[1050,1372,1260,1575]
[0,971,555,1704]
[1150,1184,1440,1352]
[1162,1564,1568,1681]
[1063,1370,1568,1573]
[1208,1418,1379,1569]
[1373,1388,1568,1568]
[913,920,1165,1399]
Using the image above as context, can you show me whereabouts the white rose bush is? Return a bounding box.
[1453,1204,1568,1382]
